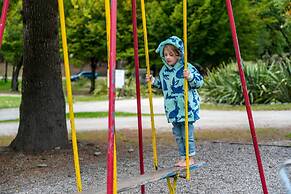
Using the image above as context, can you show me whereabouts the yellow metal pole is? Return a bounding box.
[105,1,117,193]
[105,0,111,71]
[167,178,174,194]
[183,0,190,180]
[140,0,158,170]
[57,0,82,191]
[166,175,178,194]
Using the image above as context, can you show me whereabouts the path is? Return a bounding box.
[0,97,290,136]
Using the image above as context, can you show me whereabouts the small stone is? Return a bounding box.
[18,153,25,157]
[0,147,9,153]
[87,143,94,147]
[37,163,48,168]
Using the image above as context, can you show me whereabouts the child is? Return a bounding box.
[146,36,203,167]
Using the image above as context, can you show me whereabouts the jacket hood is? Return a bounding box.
[155,36,184,68]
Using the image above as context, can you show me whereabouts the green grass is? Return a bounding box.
[0,119,19,123]
[0,135,14,146]
[72,95,108,102]
[0,96,21,109]
[0,111,156,123]
[68,111,154,118]
[201,103,291,111]
[72,128,291,146]
[1,94,291,110]
[0,80,12,92]
[1,128,290,147]
[1,78,291,110]
[196,128,291,143]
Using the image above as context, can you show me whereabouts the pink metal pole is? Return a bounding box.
[0,0,9,47]
[131,0,145,193]
[225,1,268,193]
[107,0,117,193]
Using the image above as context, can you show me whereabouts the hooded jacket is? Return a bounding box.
[153,36,203,123]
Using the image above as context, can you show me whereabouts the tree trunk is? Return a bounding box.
[10,0,68,152]
[4,61,8,82]
[11,56,23,92]
[89,57,97,93]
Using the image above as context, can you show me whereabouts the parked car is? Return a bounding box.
[70,71,98,81]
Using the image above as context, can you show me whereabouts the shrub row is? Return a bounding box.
[201,56,291,105]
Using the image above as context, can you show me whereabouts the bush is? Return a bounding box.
[93,77,149,98]
[201,58,291,105]
[0,79,12,92]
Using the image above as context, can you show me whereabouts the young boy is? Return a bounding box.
[146,36,203,167]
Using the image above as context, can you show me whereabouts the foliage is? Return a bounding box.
[0,0,23,65]
[93,78,108,96]
[67,111,152,118]
[257,0,291,55]
[0,95,21,109]
[201,58,291,104]
[168,0,262,67]
[66,0,107,66]
[145,0,284,70]
[0,79,11,91]
[93,76,148,98]
[64,0,290,72]
[266,54,291,102]
[66,0,138,67]
[1,0,290,82]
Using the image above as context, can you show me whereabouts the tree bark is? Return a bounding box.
[4,61,8,82]
[89,57,97,93]
[11,56,23,92]
[10,0,68,152]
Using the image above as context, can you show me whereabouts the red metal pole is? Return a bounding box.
[131,0,145,193]
[225,1,268,194]
[107,0,117,193]
[0,0,9,47]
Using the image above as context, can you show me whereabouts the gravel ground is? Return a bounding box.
[1,139,290,194]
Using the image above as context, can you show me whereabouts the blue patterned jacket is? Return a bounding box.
[153,36,203,123]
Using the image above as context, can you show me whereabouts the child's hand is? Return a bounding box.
[183,69,190,79]
[146,74,153,83]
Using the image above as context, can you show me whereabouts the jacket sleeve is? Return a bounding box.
[152,76,162,89]
[187,64,203,89]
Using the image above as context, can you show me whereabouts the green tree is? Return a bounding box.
[66,0,107,92]
[0,0,23,91]
[257,0,290,55]
[61,0,290,74]
[145,0,177,71]
[140,0,259,72]
[169,0,264,69]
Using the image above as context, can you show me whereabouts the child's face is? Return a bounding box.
[163,46,179,66]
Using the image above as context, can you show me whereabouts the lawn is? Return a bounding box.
[1,94,291,110]
[1,78,291,110]
[0,96,21,109]
[1,128,290,147]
